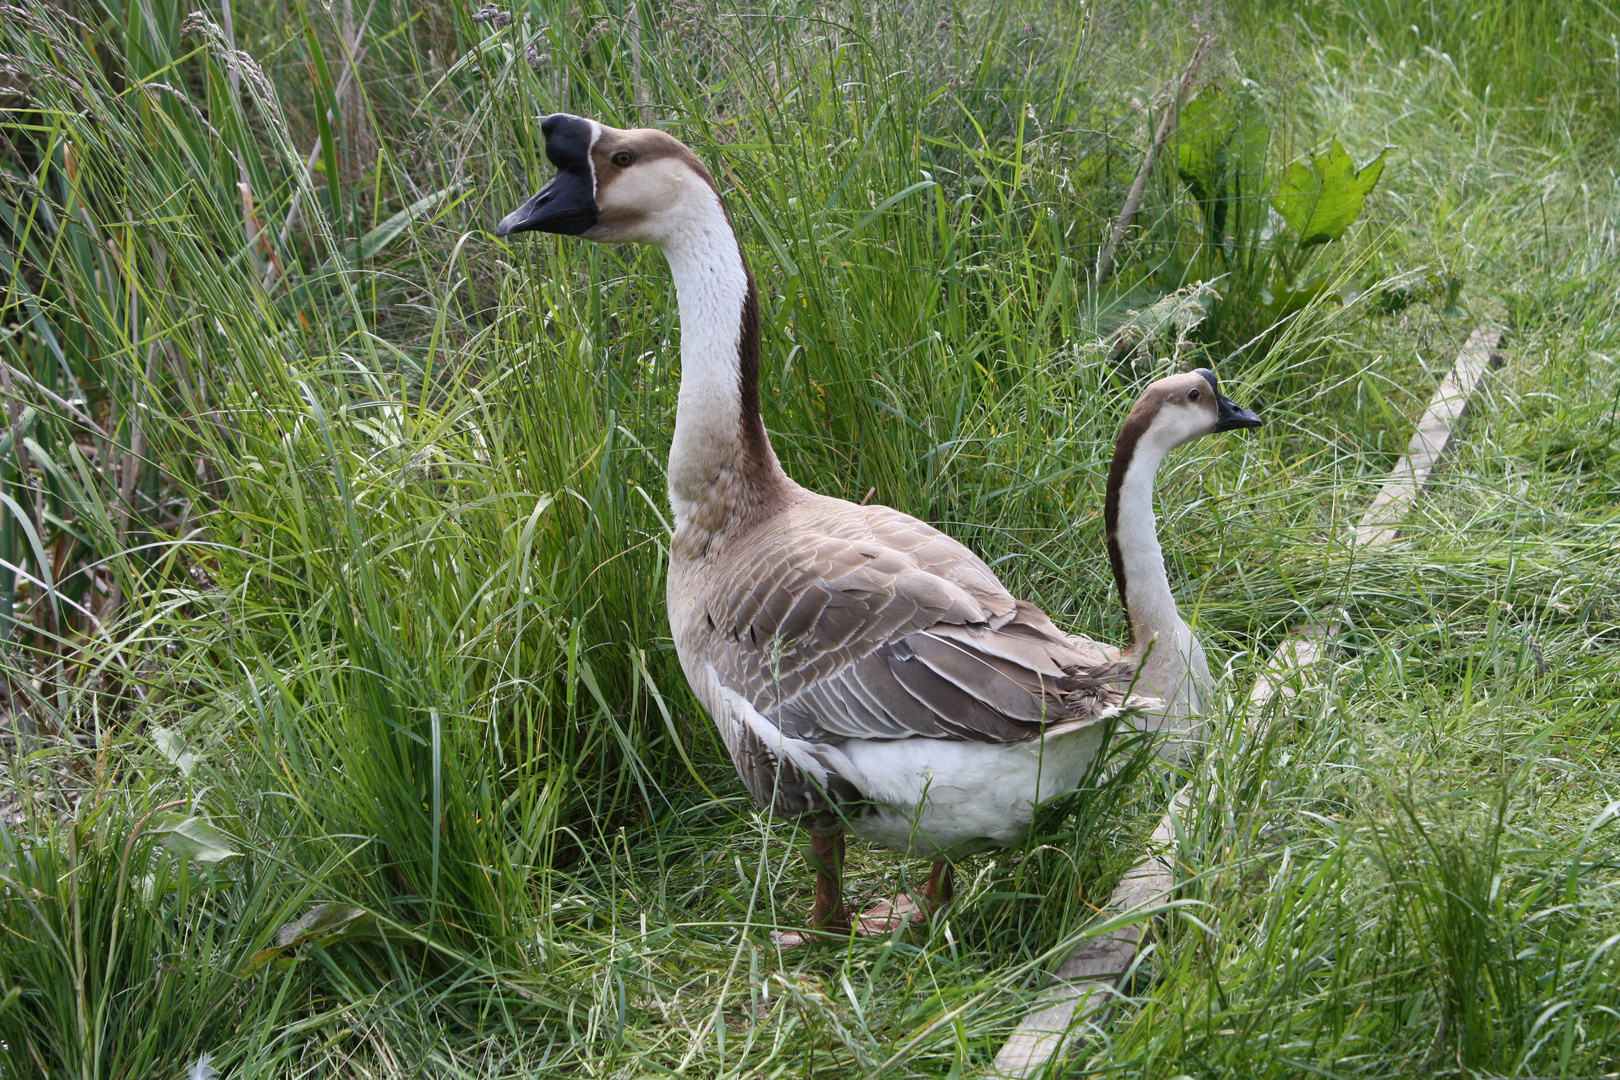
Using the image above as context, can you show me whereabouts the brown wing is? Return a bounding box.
[702,499,1136,745]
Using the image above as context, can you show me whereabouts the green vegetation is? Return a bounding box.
[2,0,1616,1075]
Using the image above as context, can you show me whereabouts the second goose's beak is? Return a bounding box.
[1214,392,1262,432]
[495,114,599,237]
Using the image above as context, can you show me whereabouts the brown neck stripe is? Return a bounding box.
[737,268,770,468]
[1103,406,1152,646]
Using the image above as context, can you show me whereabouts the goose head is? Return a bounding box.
[1121,369,1261,457]
[495,114,722,247]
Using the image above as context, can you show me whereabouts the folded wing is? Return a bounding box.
[704,504,1142,750]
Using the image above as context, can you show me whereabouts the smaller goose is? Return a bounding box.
[495,116,1254,938]
[1101,369,1262,746]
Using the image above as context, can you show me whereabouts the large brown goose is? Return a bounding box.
[497,115,1256,937]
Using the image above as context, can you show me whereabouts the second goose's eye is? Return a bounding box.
[610,150,635,168]
[1188,387,1202,401]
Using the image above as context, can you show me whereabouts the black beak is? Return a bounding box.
[1215,392,1262,432]
[1195,367,1262,432]
[495,114,599,237]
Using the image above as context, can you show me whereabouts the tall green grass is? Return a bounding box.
[2,0,1618,1074]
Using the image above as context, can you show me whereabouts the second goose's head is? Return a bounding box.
[1120,369,1262,457]
[495,114,722,247]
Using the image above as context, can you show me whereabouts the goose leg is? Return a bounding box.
[852,860,952,936]
[851,859,951,936]
[922,860,955,911]
[807,831,850,933]
[783,835,932,946]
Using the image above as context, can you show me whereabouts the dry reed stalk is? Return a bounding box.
[1093,34,1213,285]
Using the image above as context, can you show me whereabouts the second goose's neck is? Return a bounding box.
[659,197,787,540]
[1105,425,1184,653]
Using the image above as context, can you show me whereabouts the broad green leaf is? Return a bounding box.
[1174,82,1270,248]
[1260,276,1335,319]
[1175,84,1241,205]
[151,726,199,776]
[241,903,375,974]
[1273,139,1390,246]
[158,816,239,864]
[1227,109,1270,193]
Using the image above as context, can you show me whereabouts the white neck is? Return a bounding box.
[655,193,772,528]
[1108,434,1187,656]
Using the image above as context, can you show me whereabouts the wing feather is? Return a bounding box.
[700,497,1148,752]
[903,632,1053,723]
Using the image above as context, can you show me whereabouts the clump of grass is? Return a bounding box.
[1249,0,1620,133]
[0,793,314,1076]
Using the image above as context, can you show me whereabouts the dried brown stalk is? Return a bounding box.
[1093,34,1214,286]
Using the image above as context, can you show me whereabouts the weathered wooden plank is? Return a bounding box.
[1250,325,1505,704]
[1246,619,1340,706]
[1353,327,1505,546]
[989,327,1505,1078]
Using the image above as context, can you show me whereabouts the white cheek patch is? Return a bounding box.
[598,157,698,231]
[586,120,602,200]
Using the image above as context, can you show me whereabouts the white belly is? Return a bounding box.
[681,643,1114,862]
[827,725,1108,860]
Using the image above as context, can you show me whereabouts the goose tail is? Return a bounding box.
[1045,660,1163,736]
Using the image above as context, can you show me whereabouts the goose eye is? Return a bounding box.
[1187,387,1201,401]
[610,150,634,168]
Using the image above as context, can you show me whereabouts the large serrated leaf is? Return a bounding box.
[1273,139,1390,246]
[1175,84,1240,205]
[1174,82,1271,250]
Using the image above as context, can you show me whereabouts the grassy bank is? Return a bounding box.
[2,0,1617,1075]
